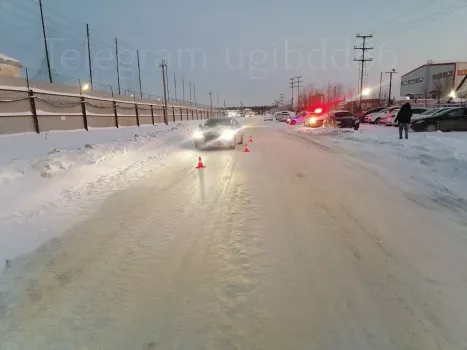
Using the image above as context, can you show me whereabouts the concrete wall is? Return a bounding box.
[39,115,85,132]
[0,116,35,134]
[88,116,116,128]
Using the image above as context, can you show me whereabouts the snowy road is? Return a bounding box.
[2,119,467,350]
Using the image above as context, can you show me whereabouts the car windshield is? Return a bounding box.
[204,118,233,127]
[421,109,438,115]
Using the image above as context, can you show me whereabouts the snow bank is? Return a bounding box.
[0,53,20,64]
[296,124,467,219]
[0,122,198,266]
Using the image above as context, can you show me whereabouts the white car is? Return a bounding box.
[384,108,401,126]
[274,111,295,122]
[365,108,388,123]
[386,107,428,126]
[366,106,400,124]
[263,113,273,121]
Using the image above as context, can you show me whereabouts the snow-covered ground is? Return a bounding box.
[2,118,467,349]
[0,122,199,266]
[296,124,467,221]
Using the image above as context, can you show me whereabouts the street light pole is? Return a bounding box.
[379,72,383,105]
[386,69,397,107]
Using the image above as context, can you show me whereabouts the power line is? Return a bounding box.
[0,5,42,26]
[387,3,467,38]
[359,0,436,34]
[4,0,87,37]
[13,0,137,50]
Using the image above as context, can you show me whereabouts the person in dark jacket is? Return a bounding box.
[394,103,412,139]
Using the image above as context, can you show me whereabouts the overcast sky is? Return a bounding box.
[1,0,467,105]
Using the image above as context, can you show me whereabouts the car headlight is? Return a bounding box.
[310,117,317,124]
[193,131,204,140]
[221,130,235,140]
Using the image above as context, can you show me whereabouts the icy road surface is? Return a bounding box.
[1,119,467,350]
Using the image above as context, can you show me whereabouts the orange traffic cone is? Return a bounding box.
[249,136,254,143]
[243,144,250,153]
[196,157,206,168]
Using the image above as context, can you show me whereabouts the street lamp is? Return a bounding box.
[80,83,90,93]
[362,88,371,97]
[449,90,456,99]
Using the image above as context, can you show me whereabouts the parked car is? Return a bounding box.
[288,111,308,125]
[324,111,360,130]
[358,107,386,123]
[365,106,400,124]
[365,108,389,123]
[193,117,243,149]
[411,107,453,121]
[379,108,399,125]
[227,110,241,118]
[411,107,467,132]
[263,113,273,121]
[437,108,467,132]
[386,107,428,126]
[383,108,400,125]
[275,111,294,122]
[244,109,255,117]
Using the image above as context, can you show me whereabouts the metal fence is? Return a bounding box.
[0,75,220,135]
[21,67,213,110]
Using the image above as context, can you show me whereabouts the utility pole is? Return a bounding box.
[137,50,143,99]
[182,76,185,102]
[193,84,197,105]
[386,69,397,107]
[379,72,383,105]
[209,91,213,114]
[295,76,302,110]
[86,24,93,89]
[189,81,192,105]
[39,0,52,83]
[217,89,219,108]
[289,78,295,109]
[173,72,177,101]
[354,34,373,112]
[115,38,121,95]
[165,66,170,101]
[159,59,169,125]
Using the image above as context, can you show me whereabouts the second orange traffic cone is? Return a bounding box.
[243,144,250,153]
[249,136,254,143]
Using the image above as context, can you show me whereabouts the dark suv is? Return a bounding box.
[324,111,360,130]
[411,107,466,132]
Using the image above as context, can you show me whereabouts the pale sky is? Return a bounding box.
[1,0,467,105]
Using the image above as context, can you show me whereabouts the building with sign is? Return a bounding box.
[400,61,467,100]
